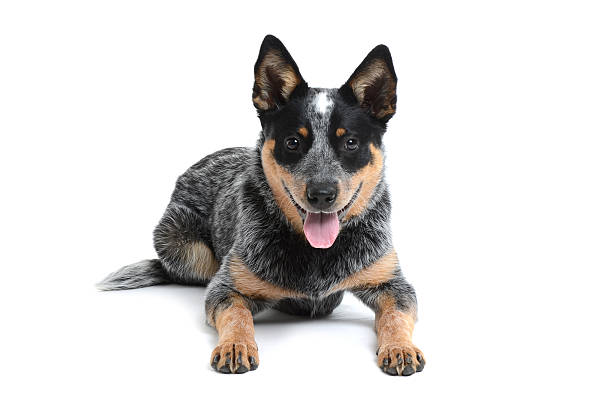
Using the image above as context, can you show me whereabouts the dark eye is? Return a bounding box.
[285,137,300,151]
[345,137,359,151]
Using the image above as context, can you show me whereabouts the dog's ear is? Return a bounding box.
[339,45,397,123]
[252,35,307,111]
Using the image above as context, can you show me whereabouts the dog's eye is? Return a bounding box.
[285,137,300,151]
[345,137,359,151]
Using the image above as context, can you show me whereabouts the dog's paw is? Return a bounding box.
[210,342,259,374]
[377,343,425,376]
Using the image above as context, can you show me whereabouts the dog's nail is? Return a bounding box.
[249,356,258,370]
[215,353,231,373]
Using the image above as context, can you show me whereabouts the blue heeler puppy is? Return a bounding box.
[99,35,425,376]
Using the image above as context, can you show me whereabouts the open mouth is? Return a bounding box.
[282,182,362,249]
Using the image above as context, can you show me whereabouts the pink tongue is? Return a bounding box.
[303,212,340,249]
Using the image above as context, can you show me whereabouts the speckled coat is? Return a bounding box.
[98,35,425,377]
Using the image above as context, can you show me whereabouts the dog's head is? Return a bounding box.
[255,35,397,249]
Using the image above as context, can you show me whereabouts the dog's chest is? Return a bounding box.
[258,251,367,297]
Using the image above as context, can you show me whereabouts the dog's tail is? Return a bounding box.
[96,259,171,291]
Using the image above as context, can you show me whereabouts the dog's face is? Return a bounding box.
[254,35,397,249]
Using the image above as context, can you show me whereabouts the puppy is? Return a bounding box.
[99,35,425,376]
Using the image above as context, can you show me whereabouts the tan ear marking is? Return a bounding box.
[253,50,301,110]
[336,128,346,137]
[349,58,396,119]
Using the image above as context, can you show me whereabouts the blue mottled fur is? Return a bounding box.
[98,34,424,376]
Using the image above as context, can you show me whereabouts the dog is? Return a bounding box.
[98,35,425,376]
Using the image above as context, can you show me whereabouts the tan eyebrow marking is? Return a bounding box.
[336,128,346,137]
[297,127,308,137]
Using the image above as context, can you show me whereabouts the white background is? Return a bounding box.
[1,1,611,404]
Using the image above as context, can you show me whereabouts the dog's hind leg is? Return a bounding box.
[273,292,344,318]
[153,203,219,285]
[97,203,217,290]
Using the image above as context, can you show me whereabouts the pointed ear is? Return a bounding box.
[339,45,397,122]
[252,35,308,111]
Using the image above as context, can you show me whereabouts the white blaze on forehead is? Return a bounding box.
[301,89,343,182]
[315,91,333,114]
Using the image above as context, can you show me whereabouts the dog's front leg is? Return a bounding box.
[205,262,268,374]
[350,256,425,376]
[374,290,425,376]
[206,293,259,374]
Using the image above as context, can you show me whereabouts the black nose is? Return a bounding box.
[306,182,338,210]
